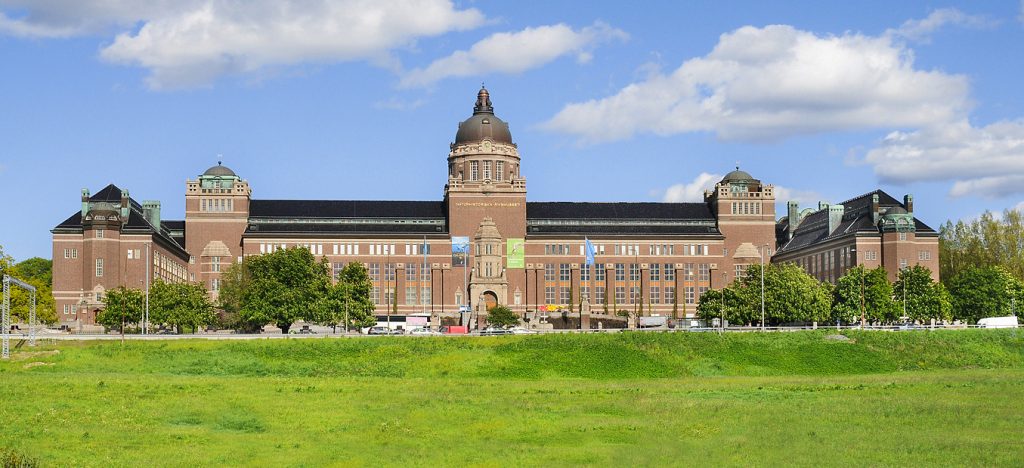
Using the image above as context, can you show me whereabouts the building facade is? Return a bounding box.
[772,191,940,283]
[50,87,937,329]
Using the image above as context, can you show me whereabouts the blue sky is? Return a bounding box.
[2,0,1024,261]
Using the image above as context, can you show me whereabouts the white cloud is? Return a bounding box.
[887,8,994,42]
[1,0,485,89]
[864,119,1024,197]
[543,24,970,143]
[400,22,627,88]
[775,186,827,206]
[373,96,428,111]
[661,172,721,202]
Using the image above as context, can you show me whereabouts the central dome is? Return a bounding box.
[454,87,513,146]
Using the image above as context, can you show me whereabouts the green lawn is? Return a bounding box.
[1,330,1023,466]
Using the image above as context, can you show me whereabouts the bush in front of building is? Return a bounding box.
[486,305,519,328]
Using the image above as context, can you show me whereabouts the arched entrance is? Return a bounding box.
[483,291,498,310]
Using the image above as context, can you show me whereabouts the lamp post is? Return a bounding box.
[760,244,767,331]
[144,242,150,335]
[721,271,727,333]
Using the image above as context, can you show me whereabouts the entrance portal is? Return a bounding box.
[483,291,498,310]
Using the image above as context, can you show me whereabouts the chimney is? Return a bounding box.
[81,188,90,217]
[903,194,913,215]
[818,201,829,211]
[871,194,880,225]
[142,200,161,231]
[120,189,130,220]
[787,201,800,240]
[828,204,845,235]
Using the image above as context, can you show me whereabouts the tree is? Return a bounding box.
[947,266,1024,323]
[313,262,376,331]
[97,287,144,332]
[832,265,899,324]
[5,257,57,324]
[149,281,217,333]
[940,208,1024,283]
[893,265,952,323]
[235,247,331,334]
[486,305,519,328]
[722,264,832,325]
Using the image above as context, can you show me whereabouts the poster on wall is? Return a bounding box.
[451,236,470,266]
[506,238,525,269]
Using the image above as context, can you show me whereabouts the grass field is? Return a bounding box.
[1,330,1023,466]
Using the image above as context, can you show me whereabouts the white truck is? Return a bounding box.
[977,316,1019,328]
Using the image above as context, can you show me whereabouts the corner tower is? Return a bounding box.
[704,167,776,283]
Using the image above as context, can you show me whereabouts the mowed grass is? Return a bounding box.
[1,330,1022,466]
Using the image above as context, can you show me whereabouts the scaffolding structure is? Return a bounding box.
[2,274,37,359]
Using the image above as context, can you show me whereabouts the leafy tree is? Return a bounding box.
[486,305,519,328]
[313,262,376,331]
[4,258,57,324]
[723,264,832,325]
[832,266,900,324]
[97,287,144,332]
[237,247,330,334]
[947,266,1024,323]
[893,265,952,322]
[940,208,1024,283]
[149,281,217,333]
[695,287,747,325]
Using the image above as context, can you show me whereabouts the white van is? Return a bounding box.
[977,316,1019,328]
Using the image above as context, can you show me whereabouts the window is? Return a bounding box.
[596,286,606,304]
[559,263,570,281]
[96,229,104,239]
[421,287,431,304]
[368,263,380,281]
[650,263,660,281]
[406,264,418,281]
[629,264,640,281]
[372,287,381,304]
[495,161,504,181]
[560,286,570,305]
[470,161,479,180]
[735,264,748,279]
[685,286,695,304]
[483,160,492,180]
[898,232,907,241]
[650,286,661,304]
[545,286,556,304]
[406,286,417,305]
[684,263,695,281]
[919,251,931,261]
[698,264,710,282]
[665,287,676,304]
[64,248,78,259]
[385,263,396,281]
[211,256,221,272]
[580,265,591,282]
[614,286,626,304]
[615,264,625,281]
[211,278,220,291]
[333,262,345,279]
[95,258,103,277]
[900,259,908,269]
[595,264,606,282]
[629,287,639,304]
[545,264,556,281]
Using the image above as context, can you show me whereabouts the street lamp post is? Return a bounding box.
[721,271,727,334]
[144,242,150,335]
[760,244,767,331]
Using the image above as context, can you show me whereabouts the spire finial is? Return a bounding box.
[217,154,223,166]
[474,86,493,114]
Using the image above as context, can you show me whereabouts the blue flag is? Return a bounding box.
[584,237,596,266]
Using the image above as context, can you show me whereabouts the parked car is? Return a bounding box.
[409,327,441,336]
[297,328,316,334]
[388,328,405,335]
[367,326,390,335]
[479,327,511,336]
[508,327,537,335]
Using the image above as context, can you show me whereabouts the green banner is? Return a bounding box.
[506,238,525,269]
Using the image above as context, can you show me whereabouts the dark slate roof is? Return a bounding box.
[527,202,714,220]
[776,189,936,255]
[52,184,188,258]
[246,199,447,236]
[526,202,720,236]
[249,200,445,219]
[162,220,186,249]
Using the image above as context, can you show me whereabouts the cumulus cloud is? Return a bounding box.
[661,172,722,202]
[887,7,994,42]
[1,0,485,89]
[864,119,1024,198]
[400,22,626,88]
[775,186,827,206]
[543,24,970,143]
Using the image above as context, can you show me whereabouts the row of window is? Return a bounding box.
[542,263,712,283]
[63,248,79,259]
[200,198,234,212]
[731,201,762,215]
[466,160,506,181]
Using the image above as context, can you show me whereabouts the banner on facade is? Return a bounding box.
[451,236,470,266]
[506,238,525,269]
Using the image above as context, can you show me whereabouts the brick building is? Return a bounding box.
[772,191,939,283]
[50,87,935,329]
